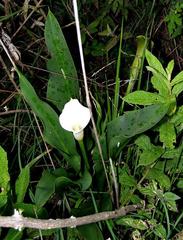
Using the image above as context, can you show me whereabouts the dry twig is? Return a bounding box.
[0,204,142,230]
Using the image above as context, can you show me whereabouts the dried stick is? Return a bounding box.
[0,204,142,230]
[72,0,111,193]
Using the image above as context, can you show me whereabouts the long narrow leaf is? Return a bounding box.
[17,69,81,172]
[45,10,79,111]
[0,146,10,208]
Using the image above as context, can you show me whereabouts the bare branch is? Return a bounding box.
[0,204,142,230]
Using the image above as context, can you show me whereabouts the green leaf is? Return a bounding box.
[138,150,162,166]
[164,192,180,212]
[177,179,183,189]
[166,60,174,81]
[154,224,167,239]
[146,168,171,190]
[119,167,137,187]
[147,67,170,96]
[76,168,92,190]
[92,135,107,191]
[127,35,146,92]
[164,192,180,201]
[138,151,162,166]
[166,201,178,212]
[172,81,183,97]
[145,49,167,78]
[26,229,56,239]
[159,122,176,149]
[55,176,79,190]
[123,91,165,105]
[170,106,183,126]
[16,69,80,172]
[162,147,181,159]
[35,170,56,207]
[135,135,164,166]
[14,203,47,218]
[3,229,23,240]
[15,166,30,203]
[107,104,169,156]
[0,146,10,208]
[78,223,104,240]
[171,71,183,86]
[45,10,79,111]
[135,134,151,149]
[116,217,148,230]
[138,185,156,197]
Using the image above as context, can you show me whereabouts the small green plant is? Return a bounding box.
[165,1,183,38]
[0,3,183,240]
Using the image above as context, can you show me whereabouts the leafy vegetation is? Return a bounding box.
[0,0,183,239]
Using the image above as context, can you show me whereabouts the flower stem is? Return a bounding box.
[78,140,90,170]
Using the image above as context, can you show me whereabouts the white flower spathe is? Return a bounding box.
[59,99,91,141]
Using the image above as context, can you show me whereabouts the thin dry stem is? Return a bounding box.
[0,204,142,230]
[12,0,44,39]
[72,0,111,193]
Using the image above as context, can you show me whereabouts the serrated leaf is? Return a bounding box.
[159,122,176,149]
[45,10,79,111]
[15,166,30,203]
[116,217,148,230]
[119,167,137,187]
[172,81,183,96]
[138,148,163,166]
[146,168,171,190]
[123,91,165,105]
[171,71,183,86]
[154,224,167,239]
[135,134,152,149]
[145,49,167,78]
[166,200,178,212]
[16,69,81,172]
[0,146,10,208]
[138,185,156,197]
[135,135,164,166]
[147,67,170,96]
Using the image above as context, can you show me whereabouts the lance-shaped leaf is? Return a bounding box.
[145,49,167,78]
[0,146,10,208]
[45,10,79,111]
[15,166,30,203]
[17,69,81,172]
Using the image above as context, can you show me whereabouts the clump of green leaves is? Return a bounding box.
[1,3,183,239]
[165,1,183,38]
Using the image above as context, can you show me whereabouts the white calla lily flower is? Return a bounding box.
[59,99,91,141]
